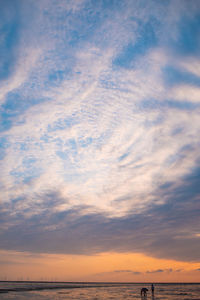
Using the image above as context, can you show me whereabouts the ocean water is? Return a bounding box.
[0,282,200,299]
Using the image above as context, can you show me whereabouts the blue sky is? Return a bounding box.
[0,0,200,269]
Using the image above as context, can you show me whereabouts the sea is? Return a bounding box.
[0,282,200,299]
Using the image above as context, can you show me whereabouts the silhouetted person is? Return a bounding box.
[141,287,148,297]
[151,284,154,294]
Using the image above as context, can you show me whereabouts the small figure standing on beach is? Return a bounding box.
[151,284,154,294]
[141,287,148,297]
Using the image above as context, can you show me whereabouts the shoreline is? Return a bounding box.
[0,281,200,294]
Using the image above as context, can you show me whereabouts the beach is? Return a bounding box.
[0,282,200,299]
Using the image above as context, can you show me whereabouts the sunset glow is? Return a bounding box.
[1,250,200,282]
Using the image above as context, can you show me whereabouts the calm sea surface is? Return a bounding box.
[0,282,200,299]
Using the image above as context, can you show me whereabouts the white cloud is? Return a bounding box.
[170,85,200,103]
[0,48,41,105]
[0,0,200,220]
[178,57,200,77]
[1,43,199,217]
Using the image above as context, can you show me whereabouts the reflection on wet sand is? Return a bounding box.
[141,294,154,299]
[0,282,200,299]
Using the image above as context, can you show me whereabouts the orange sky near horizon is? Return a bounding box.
[1,250,200,282]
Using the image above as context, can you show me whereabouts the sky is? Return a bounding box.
[0,0,200,282]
